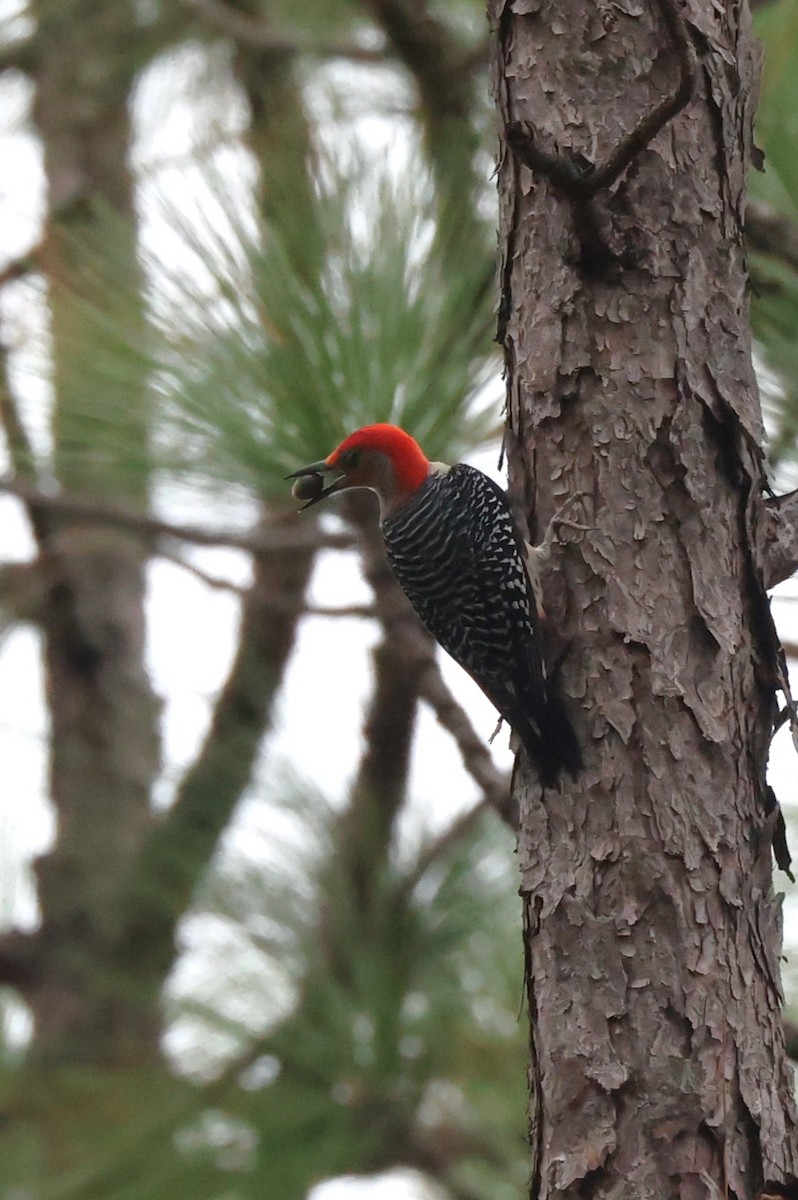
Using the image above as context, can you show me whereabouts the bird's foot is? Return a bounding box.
[525,492,593,618]
[488,715,504,746]
[539,492,593,554]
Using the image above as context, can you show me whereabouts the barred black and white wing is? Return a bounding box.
[381,464,580,785]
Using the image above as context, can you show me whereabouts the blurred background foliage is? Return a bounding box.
[0,1,796,1199]
[750,0,798,474]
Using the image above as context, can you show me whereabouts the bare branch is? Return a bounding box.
[0,928,40,992]
[0,239,45,289]
[0,36,36,76]
[460,37,489,74]
[0,560,45,626]
[338,631,427,901]
[177,0,385,62]
[306,602,376,618]
[157,549,249,594]
[360,0,478,105]
[403,797,492,898]
[0,346,36,475]
[0,339,54,548]
[159,548,376,617]
[0,476,355,556]
[417,656,516,827]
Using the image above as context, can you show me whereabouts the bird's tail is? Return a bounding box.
[515,688,582,789]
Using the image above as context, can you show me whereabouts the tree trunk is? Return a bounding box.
[491,0,798,1196]
[29,0,161,1067]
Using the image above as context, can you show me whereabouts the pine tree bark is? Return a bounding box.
[491,1,798,1196]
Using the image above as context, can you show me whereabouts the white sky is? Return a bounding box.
[0,10,796,1200]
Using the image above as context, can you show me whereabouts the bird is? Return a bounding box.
[287,423,581,787]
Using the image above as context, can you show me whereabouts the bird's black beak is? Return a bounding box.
[286,460,346,511]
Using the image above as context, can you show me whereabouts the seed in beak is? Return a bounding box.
[291,473,325,503]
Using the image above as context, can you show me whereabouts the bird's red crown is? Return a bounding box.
[327,424,429,494]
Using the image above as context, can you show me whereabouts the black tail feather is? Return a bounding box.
[515,689,582,789]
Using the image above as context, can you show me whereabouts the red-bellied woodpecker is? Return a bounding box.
[288,424,581,787]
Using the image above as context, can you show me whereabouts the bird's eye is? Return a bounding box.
[340,449,360,470]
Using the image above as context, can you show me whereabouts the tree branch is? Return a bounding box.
[0,476,354,556]
[0,239,45,289]
[359,0,477,111]
[158,549,376,616]
[360,0,486,241]
[0,928,40,992]
[0,347,36,476]
[0,339,53,547]
[332,494,431,905]
[0,36,36,76]
[117,519,317,983]
[335,627,427,905]
[177,0,386,61]
[402,796,494,900]
[0,560,45,626]
[416,656,516,827]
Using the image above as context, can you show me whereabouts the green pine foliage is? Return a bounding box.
[751,0,798,476]
[148,158,499,497]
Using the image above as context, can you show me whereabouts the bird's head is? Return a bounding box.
[287,424,430,516]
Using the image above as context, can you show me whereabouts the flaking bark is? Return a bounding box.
[491,1,798,1196]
